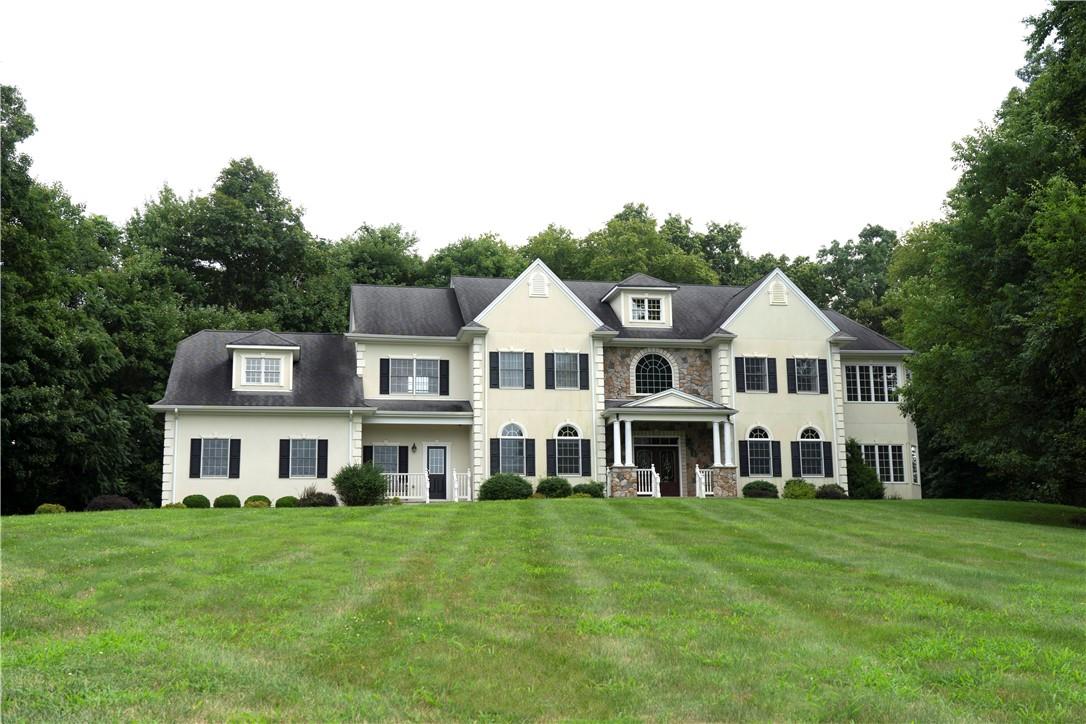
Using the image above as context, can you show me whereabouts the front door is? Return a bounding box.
[427,446,447,500]
[634,445,680,497]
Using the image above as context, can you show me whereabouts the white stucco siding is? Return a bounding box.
[359,342,471,400]
[360,424,472,478]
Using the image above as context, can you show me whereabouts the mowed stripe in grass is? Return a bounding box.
[2,499,1084,721]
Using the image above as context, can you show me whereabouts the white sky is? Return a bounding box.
[5,0,1047,259]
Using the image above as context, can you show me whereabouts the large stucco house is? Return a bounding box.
[151,260,920,504]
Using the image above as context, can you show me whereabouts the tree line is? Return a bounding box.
[2,3,1082,512]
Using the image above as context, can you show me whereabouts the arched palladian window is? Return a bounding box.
[500,423,526,474]
[798,427,824,477]
[746,427,772,476]
[555,425,581,476]
[635,353,673,394]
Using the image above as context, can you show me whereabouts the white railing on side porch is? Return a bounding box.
[695,465,714,498]
[384,472,430,503]
[635,465,661,497]
[452,469,473,501]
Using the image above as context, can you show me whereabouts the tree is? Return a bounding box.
[816,224,899,332]
[420,233,527,286]
[519,224,585,279]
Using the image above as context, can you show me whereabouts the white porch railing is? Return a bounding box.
[635,465,661,497]
[452,469,473,501]
[695,464,714,498]
[383,472,430,503]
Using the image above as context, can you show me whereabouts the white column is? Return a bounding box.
[612,418,622,466]
[624,419,634,467]
[712,420,722,467]
[724,419,734,466]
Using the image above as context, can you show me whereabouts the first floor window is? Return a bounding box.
[244,357,280,384]
[290,439,317,477]
[556,425,581,475]
[499,423,526,474]
[846,364,900,402]
[798,428,824,477]
[201,438,230,477]
[861,444,906,483]
[746,427,772,476]
[499,352,526,389]
[372,445,400,474]
[911,445,920,485]
[554,353,580,389]
[795,358,818,393]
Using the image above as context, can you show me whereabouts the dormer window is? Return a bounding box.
[631,297,662,322]
[244,357,281,385]
[226,330,298,392]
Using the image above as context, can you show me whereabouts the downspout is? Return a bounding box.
[347,409,353,466]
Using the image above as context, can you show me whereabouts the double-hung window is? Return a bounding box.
[631,297,662,321]
[556,425,582,475]
[499,352,526,389]
[745,357,768,392]
[554,353,580,389]
[746,428,772,476]
[795,358,818,393]
[861,444,906,482]
[201,438,230,477]
[290,439,317,477]
[372,445,400,474]
[244,357,281,385]
[798,428,825,477]
[499,423,526,474]
[845,364,900,402]
[388,358,439,395]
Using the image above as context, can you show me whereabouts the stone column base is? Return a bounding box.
[710,465,738,498]
[609,467,638,497]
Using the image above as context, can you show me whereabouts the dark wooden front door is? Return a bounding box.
[427,446,447,500]
[634,446,680,497]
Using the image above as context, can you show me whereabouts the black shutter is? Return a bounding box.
[772,441,783,478]
[317,440,328,478]
[579,353,590,390]
[525,439,536,476]
[580,439,591,477]
[490,438,500,474]
[189,439,202,478]
[786,358,797,394]
[228,439,241,478]
[362,445,373,464]
[767,358,778,393]
[279,439,290,478]
[489,352,499,388]
[822,442,833,477]
[738,440,749,477]
[524,353,534,389]
[546,439,557,476]
[545,353,555,389]
[398,446,409,474]
[818,359,829,394]
[379,358,390,395]
[790,441,801,477]
[735,357,746,392]
[439,360,450,396]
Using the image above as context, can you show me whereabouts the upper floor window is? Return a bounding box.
[631,297,662,322]
[554,353,580,389]
[499,423,526,474]
[795,358,818,393]
[201,438,230,477]
[500,352,526,389]
[635,353,673,394]
[556,425,582,476]
[798,428,824,477]
[862,444,906,483]
[388,358,439,395]
[746,427,772,476]
[845,364,899,402]
[744,357,768,392]
[244,357,281,385]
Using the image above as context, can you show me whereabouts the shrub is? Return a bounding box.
[245,495,271,506]
[815,483,847,499]
[535,476,572,498]
[1070,513,1086,529]
[332,463,387,506]
[244,500,269,508]
[35,503,66,514]
[213,494,241,508]
[783,479,816,499]
[162,502,187,509]
[572,482,604,498]
[390,497,403,506]
[742,480,778,499]
[182,494,211,509]
[297,484,338,507]
[86,495,137,511]
[845,438,884,499]
[569,492,594,499]
[274,496,297,508]
[478,474,533,501]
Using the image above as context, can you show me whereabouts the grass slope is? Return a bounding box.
[3,499,1084,721]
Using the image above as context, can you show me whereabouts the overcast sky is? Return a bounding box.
[5,0,1047,259]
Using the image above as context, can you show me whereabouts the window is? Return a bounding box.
[372,445,400,474]
[554,353,580,389]
[389,358,413,393]
[861,444,906,483]
[795,358,818,393]
[747,427,772,476]
[388,358,439,395]
[201,438,230,477]
[290,439,317,477]
[499,423,526,474]
[910,445,920,485]
[556,425,582,475]
[798,428,824,477]
[634,353,673,394]
[244,357,280,385]
[745,357,768,392]
[499,352,526,389]
[414,359,439,394]
[845,364,901,402]
[631,297,662,322]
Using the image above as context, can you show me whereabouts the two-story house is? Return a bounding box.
[151,260,920,503]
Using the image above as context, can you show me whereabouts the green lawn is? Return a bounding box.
[3,500,1084,721]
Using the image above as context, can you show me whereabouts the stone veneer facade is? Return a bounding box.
[603,347,714,400]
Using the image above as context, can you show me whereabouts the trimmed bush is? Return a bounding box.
[783,479,816,499]
[815,483,848,499]
[297,484,338,507]
[182,494,210,509]
[245,495,271,506]
[86,495,137,511]
[162,502,187,509]
[35,503,66,514]
[244,500,269,508]
[332,463,387,506]
[742,480,779,499]
[535,476,572,498]
[275,496,297,508]
[213,494,241,508]
[569,492,594,499]
[845,438,885,499]
[572,482,604,498]
[478,474,533,501]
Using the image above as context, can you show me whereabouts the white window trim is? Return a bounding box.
[498,421,527,475]
[498,351,526,390]
[386,356,442,397]
[200,437,231,478]
[744,427,773,477]
[242,355,282,386]
[552,351,581,390]
[371,444,401,475]
[844,363,901,404]
[555,424,583,476]
[630,295,665,324]
[743,356,770,394]
[289,438,319,479]
[861,443,907,483]
[794,357,820,395]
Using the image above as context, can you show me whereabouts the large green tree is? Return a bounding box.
[420,233,527,286]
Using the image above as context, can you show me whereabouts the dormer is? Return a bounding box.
[226,330,299,392]
[601,273,679,329]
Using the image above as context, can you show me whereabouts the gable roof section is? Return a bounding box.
[155,331,365,408]
[470,259,605,328]
[620,388,727,409]
[717,268,839,335]
[228,329,298,347]
[822,309,909,352]
[350,285,465,337]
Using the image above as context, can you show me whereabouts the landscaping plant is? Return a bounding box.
[181,494,211,509]
[478,474,533,500]
[742,480,779,499]
[85,495,136,511]
[331,463,387,506]
[783,479,816,499]
[213,495,241,508]
[535,477,572,498]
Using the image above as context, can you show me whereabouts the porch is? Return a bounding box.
[359,415,473,503]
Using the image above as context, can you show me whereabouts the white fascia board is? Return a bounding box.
[148,404,374,414]
[368,412,473,425]
[600,284,678,302]
[838,349,913,356]
[344,332,467,346]
[473,258,605,328]
[603,408,735,422]
[719,268,840,335]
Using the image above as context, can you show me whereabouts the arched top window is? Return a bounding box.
[498,423,526,474]
[557,425,579,438]
[748,427,769,439]
[635,353,673,394]
[745,426,773,476]
[501,423,524,438]
[800,428,820,440]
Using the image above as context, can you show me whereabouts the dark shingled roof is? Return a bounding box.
[228,329,297,347]
[613,272,677,288]
[350,285,465,337]
[367,399,472,413]
[822,309,909,352]
[156,331,365,408]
